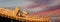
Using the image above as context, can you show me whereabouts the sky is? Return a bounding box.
[0,0,60,13]
[0,0,54,7]
[0,0,60,14]
[0,0,28,7]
